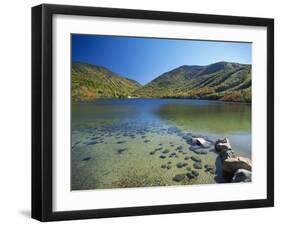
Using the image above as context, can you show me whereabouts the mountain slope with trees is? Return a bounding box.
[133,61,251,102]
[72,61,251,103]
[72,62,141,101]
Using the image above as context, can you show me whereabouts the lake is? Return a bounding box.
[71,99,251,190]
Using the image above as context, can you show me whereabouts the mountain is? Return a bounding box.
[72,62,142,101]
[133,61,251,102]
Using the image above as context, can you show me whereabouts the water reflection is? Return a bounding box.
[155,100,251,134]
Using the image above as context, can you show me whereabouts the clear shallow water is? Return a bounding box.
[71,99,251,190]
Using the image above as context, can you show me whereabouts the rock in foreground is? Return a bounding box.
[215,138,232,152]
[223,156,252,173]
[232,169,252,182]
[219,149,236,160]
[214,138,252,182]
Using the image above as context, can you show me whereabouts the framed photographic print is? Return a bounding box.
[32,4,274,221]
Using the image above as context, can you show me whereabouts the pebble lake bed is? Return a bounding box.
[71,99,251,190]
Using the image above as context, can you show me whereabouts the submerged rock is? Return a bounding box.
[182,133,193,142]
[173,174,186,182]
[189,145,201,151]
[87,141,98,145]
[161,164,167,169]
[117,140,126,144]
[168,127,181,134]
[193,162,203,169]
[191,156,202,162]
[160,155,166,159]
[176,162,184,168]
[155,147,163,151]
[193,149,208,155]
[167,165,172,170]
[117,148,127,154]
[204,164,215,172]
[200,150,209,154]
[82,157,91,161]
[144,139,151,143]
[192,170,199,177]
[162,149,170,154]
[184,156,190,160]
[186,172,195,179]
[176,146,183,151]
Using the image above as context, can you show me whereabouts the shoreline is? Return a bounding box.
[72,97,252,105]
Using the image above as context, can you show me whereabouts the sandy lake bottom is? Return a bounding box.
[71,99,251,190]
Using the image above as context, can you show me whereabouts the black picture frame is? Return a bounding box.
[32,3,274,222]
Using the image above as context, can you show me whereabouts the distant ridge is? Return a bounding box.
[133,61,251,102]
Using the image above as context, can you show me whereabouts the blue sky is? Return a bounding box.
[72,34,251,85]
